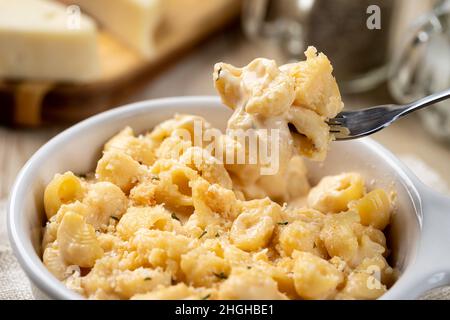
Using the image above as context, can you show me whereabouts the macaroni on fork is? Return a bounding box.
[42,47,396,300]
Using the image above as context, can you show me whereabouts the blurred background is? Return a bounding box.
[1,0,450,201]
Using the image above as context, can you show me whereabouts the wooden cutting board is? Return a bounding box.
[0,0,241,126]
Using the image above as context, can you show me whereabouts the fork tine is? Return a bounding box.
[329,124,351,140]
[332,112,347,119]
[326,119,343,125]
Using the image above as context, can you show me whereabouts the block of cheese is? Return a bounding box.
[0,0,100,82]
[60,0,163,58]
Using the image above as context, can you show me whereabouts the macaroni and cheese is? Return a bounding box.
[41,47,396,300]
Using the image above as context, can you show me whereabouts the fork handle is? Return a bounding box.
[402,87,450,116]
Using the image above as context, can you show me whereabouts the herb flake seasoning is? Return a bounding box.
[215,67,222,81]
[198,230,207,239]
[213,272,228,280]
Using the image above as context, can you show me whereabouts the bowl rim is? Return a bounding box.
[7,96,424,300]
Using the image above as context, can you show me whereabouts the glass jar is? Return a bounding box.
[242,0,396,92]
[389,0,450,143]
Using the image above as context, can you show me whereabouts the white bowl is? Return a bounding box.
[7,96,450,300]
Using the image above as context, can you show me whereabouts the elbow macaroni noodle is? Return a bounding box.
[42,47,397,299]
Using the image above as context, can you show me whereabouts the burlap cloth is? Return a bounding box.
[0,154,449,300]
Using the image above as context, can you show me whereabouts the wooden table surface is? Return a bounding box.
[1,28,450,200]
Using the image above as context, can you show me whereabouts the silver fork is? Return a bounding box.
[327,88,450,140]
